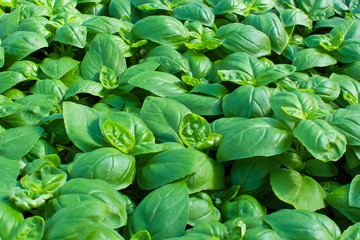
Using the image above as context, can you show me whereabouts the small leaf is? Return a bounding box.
[102,119,136,154]
[99,66,119,89]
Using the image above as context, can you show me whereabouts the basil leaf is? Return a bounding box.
[132,16,190,48]
[216,118,293,162]
[128,181,189,240]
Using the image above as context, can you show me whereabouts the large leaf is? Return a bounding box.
[223,85,272,118]
[140,96,191,143]
[246,12,289,55]
[128,71,187,97]
[4,94,58,127]
[70,147,136,190]
[327,184,360,223]
[132,16,190,48]
[293,119,347,161]
[0,126,43,160]
[137,148,206,190]
[270,168,327,211]
[0,200,24,240]
[293,48,337,71]
[216,117,293,162]
[40,57,80,79]
[216,23,271,57]
[231,156,280,196]
[128,181,189,240]
[0,71,27,94]
[63,102,109,152]
[47,178,127,229]
[0,156,20,198]
[53,22,87,48]
[173,2,214,27]
[263,209,341,240]
[43,200,111,240]
[2,31,48,66]
[81,34,127,81]
[325,108,360,145]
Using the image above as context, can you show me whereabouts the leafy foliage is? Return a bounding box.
[1,0,360,239]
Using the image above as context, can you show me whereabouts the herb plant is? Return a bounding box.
[1,0,360,239]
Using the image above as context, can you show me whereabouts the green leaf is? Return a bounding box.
[183,51,212,79]
[270,168,327,211]
[223,85,272,118]
[182,221,228,239]
[179,113,219,149]
[183,154,225,193]
[293,119,347,161]
[246,12,289,55]
[140,96,191,143]
[109,0,132,20]
[270,90,324,122]
[129,141,167,155]
[102,119,136,154]
[255,64,296,86]
[231,156,280,196]
[128,71,187,97]
[325,108,360,145]
[349,175,360,208]
[144,45,189,74]
[340,222,360,240]
[244,227,283,240]
[279,8,313,29]
[132,16,190,48]
[70,147,135,190]
[64,80,106,99]
[63,102,109,152]
[0,157,20,198]
[82,16,128,35]
[99,66,119,89]
[0,7,20,40]
[81,34,127,81]
[221,195,266,221]
[54,22,87,48]
[47,178,127,228]
[31,79,68,102]
[305,159,338,177]
[44,200,111,239]
[216,23,271,57]
[327,184,360,223]
[295,0,334,21]
[2,31,48,66]
[40,57,80,79]
[0,126,43,160]
[130,230,151,240]
[136,148,206,190]
[173,2,215,27]
[263,209,341,240]
[4,94,57,127]
[168,93,223,116]
[297,76,340,102]
[216,118,293,162]
[293,48,337,71]
[0,71,27,94]
[330,73,360,106]
[188,192,221,226]
[128,181,189,240]
[8,216,44,240]
[0,200,24,240]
